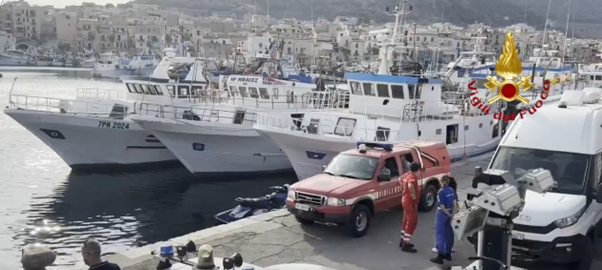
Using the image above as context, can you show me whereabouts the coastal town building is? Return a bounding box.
[0,0,599,68]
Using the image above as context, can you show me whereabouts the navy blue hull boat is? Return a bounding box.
[215,185,289,224]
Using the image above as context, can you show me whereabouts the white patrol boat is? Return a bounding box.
[129,63,343,176]
[3,50,226,170]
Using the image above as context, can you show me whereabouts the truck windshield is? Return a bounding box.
[489,146,589,195]
[323,154,379,180]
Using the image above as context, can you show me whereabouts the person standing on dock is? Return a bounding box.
[81,238,122,270]
[430,175,456,264]
[399,162,421,253]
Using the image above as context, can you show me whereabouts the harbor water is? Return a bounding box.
[0,69,297,269]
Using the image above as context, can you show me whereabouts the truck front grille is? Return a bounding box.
[296,192,324,206]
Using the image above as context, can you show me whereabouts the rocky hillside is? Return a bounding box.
[129,0,600,36]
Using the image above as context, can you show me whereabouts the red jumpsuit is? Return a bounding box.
[401,173,419,243]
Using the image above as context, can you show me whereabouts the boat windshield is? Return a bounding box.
[489,146,589,195]
[323,154,379,180]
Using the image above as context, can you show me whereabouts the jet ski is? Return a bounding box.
[215,184,290,224]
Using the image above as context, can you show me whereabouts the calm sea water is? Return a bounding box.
[0,69,297,269]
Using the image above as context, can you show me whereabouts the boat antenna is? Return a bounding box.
[8,77,18,106]
[541,0,552,47]
[561,0,571,66]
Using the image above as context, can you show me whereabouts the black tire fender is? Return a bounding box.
[350,197,375,216]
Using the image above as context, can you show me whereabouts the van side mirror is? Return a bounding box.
[379,168,391,182]
[596,185,602,203]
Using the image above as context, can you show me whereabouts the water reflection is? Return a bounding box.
[18,167,296,268]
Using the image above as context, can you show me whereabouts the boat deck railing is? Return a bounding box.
[7,94,126,116]
[76,88,129,101]
[134,92,349,124]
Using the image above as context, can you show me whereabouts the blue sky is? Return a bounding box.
[16,0,130,8]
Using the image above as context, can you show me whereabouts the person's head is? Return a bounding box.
[410,162,420,174]
[440,175,449,186]
[81,238,102,266]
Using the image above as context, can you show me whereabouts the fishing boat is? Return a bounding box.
[251,2,579,180]
[129,57,344,176]
[92,50,159,79]
[0,47,32,66]
[3,49,223,170]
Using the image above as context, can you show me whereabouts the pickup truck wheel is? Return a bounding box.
[567,236,593,270]
[346,204,371,238]
[294,215,314,225]
[418,183,438,212]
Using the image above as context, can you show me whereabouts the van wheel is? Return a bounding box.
[567,236,593,270]
[419,183,438,212]
[346,204,371,238]
[294,215,314,225]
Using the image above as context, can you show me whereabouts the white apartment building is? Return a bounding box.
[0,31,16,52]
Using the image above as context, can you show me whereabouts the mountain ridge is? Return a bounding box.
[128,0,601,38]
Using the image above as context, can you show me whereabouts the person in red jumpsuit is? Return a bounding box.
[399,162,421,253]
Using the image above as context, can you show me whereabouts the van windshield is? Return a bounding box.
[489,146,589,195]
[324,154,379,180]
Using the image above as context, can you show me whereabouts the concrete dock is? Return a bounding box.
[108,154,602,270]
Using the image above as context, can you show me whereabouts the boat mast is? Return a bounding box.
[541,0,552,46]
[561,0,571,65]
[377,0,411,75]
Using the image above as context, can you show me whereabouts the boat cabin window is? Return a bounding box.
[249,87,259,98]
[273,88,279,99]
[133,84,144,94]
[155,85,164,95]
[259,87,270,99]
[362,83,375,96]
[141,85,150,94]
[333,117,356,137]
[436,129,441,135]
[147,85,157,95]
[178,86,189,97]
[415,85,422,99]
[596,75,602,81]
[239,87,249,97]
[192,86,203,96]
[126,83,135,93]
[490,146,589,195]
[408,85,416,99]
[350,81,362,95]
[376,84,390,98]
[229,86,239,96]
[167,85,175,97]
[391,85,404,99]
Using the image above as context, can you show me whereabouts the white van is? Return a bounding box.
[485,89,602,270]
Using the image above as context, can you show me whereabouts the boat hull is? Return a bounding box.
[132,117,293,176]
[3,109,177,169]
[0,56,31,66]
[254,126,501,180]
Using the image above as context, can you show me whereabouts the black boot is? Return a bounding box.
[401,242,417,253]
[399,239,414,248]
[443,253,452,261]
[429,254,444,264]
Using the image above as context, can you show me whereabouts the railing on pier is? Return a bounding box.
[7,94,127,116]
[76,88,128,101]
[133,92,350,125]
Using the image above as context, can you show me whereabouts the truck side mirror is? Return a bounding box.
[596,185,602,203]
[378,168,391,182]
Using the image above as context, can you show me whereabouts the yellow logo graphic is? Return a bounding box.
[484,31,535,104]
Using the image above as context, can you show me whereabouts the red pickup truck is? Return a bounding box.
[286,141,452,237]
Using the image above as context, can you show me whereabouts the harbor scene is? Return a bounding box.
[2,0,602,269]
[0,70,297,269]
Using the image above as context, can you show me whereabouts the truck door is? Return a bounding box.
[377,156,402,209]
